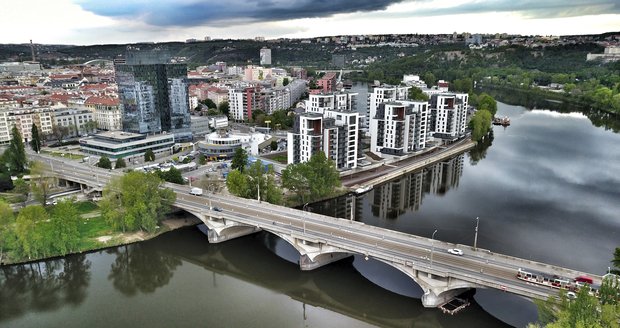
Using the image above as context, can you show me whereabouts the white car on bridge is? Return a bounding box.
[448,248,463,256]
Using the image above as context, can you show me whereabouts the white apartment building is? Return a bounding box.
[370,101,428,156]
[367,85,410,130]
[0,107,54,144]
[305,91,358,114]
[287,109,361,170]
[428,93,468,140]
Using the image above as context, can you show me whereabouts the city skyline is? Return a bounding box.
[0,0,618,45]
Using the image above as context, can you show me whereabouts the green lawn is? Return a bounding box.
[41,150,84,160]
[76,201,98,213]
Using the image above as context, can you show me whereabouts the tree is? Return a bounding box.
[12,178,30,203]
[218,101,230,117]
[423,72,437,87]
[477,93,498,116]
[157,167,184,184]
[144,149,155,162]
[51,123,70,145]
[408,86,429,101]
[115,157,127,169]
[84,120,97,134]
[270,140,278,151]
[100,171,175,233]
[201,98,217,109]
[612,247,620,275]
[246,160,282,204]
[49,199,80,255]
[282,152,341,203]
[283,77,290,86]
[29,161,55,206]
[5,125,27,174]
[469,109,493,142]
[231,148,248,173]
[30,123,42,153]
[14,205,51,259]
[226,169,249,197]
[97,156,112,169]
[198,154,207,165]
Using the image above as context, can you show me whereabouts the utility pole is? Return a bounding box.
[474,217,479,251]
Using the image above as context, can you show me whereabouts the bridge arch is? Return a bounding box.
[373,257,478,307]
[269,231,354,271]
[83,59,114,66]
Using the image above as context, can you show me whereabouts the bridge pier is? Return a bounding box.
[299,252,351,271]
[206,225,261,243]
[421,288,469,308]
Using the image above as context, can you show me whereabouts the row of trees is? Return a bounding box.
[0,199,81,261]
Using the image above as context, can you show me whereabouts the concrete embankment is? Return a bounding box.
[343,140,476,190]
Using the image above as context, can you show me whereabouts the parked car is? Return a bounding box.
[448,248,463,256]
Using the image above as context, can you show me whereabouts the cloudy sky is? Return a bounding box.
[1,0,619,45]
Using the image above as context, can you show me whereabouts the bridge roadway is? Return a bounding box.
[33,153,602,308]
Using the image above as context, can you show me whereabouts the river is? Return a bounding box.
[1,100,619,327]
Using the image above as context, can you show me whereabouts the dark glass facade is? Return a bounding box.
[115,63,191,141]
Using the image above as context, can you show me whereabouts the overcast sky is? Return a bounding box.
[1,0,619,45]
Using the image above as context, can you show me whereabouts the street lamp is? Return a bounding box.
[430,229,438,277]
[474,216,479,251]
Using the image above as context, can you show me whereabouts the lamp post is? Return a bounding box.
[474,216,479,251]
[430,229,438,277]
[248,176,261,203]
[302,203,309,234]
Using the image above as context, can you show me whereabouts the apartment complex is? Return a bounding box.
[0,107,53,144]
[229,80,306,121]
[370,101,428,156]
[428,93,468,140]
[288,91,361,169]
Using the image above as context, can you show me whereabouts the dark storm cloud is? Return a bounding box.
[407,0,620,19]
[75,0,407,27]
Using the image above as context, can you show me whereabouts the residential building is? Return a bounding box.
[79,131,175,162]
[0,107,54,144]
[305,91,357,114]
[287,109,360,170]
[115,51,192,141]
[52,108,94,137]
[367,85,410,130]
[316,72,338,94]
[84,96,121,131]
[370,100,428,156]
[428,93,468,140]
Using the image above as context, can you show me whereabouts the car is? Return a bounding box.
[566,291,577,299]
[448,248,463,256]
[211,206,222,212]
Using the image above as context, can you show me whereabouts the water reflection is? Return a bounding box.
[313,155,465,221]
[0,254,91,322]
[469,130,494,165]
[107,243,182,296]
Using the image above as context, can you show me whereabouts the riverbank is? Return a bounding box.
[342,138,476,190]
[0,211,202,266]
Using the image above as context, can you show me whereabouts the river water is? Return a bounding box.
[1,100,619,328]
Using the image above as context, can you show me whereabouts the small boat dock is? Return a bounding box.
[438,297,470,315]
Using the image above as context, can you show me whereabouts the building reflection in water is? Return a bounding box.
[315,154,465,221]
